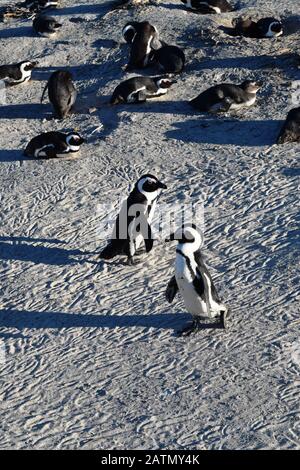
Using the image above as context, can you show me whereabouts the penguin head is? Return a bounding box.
[20,61,38,72]
[241,80,262,93]
[258,18,283,37]
[122,23,137,44]
[136,174,167,195]
[154,76,176,90]
[167,224,203,250]
[66,132,85,147]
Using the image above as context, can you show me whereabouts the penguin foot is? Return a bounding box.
[220,309,230,330]
[177,320,200,337]
[127,256,139,266]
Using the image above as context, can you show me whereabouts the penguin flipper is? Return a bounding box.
[166,275,179,303]
[144,222,154,252]
[41,81,49,103]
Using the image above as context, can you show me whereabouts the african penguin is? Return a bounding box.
[152,44,185,74]
[0,61,37,85]
[99,174,167,265]
[180,0,234,14]
[231,16,283,38]
[24,131,85,158]
[277,107,300,144]
[18,0,59,11]
[122,21,161,70]
[166,224,229,335]
[41,70,77,119]
[190,80,261,113]
[110,76,175,105]
[33,14,62,37]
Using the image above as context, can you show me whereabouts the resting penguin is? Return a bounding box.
[231,16,283,38]
[41,70,77,119]
[33,14,62,37]
[0,61,37,85]
[166,224,229,335]
[180,0,234,14]
[18,0,59,11]
[190,80,261,113]
[122,21,160,70]
[100,174,167,265]
[152,43,185,74]
[110,76,175,105]
[277,107,300,144]
[24,131,85,158]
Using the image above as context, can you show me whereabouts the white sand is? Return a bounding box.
[0,0,299,449]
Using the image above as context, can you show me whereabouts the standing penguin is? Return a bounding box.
[0,61,37,85]
[24,131,85,158]
[41,70,77,119]
[166,224,229,335]
[110,76,175,105]
[190,80,261,113]
[152,44,185,74]
[99,174,167,265]
[122,21,160,70]
[180,0,234,14]
[33,14,62,37]
[277,107,300,144]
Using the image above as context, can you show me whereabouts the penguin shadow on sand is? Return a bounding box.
[0,149,22,163]
[0,308,223,335]
[0,26,33,39]
[0,236,91,266]
[165,117,283,146]
[0,103,43,120]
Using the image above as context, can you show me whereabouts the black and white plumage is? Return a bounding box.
[33,14,62,37]
[0,61,37,85]
[152,44,185,74]
[190,80,261,113]
[122,21,161,70]
[180,0,234,14]
[18,0,59,12]
[99,174,167,265]
[110,76,175,105]
[41,70,77,119]
[231,16,283,38]
[277,107,300,144]
[24,131,85,158]
[166,224,229,335]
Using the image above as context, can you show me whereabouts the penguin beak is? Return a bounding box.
[157,181,167,189]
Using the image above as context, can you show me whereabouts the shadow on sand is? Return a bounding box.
[0,309,223,333]
[0,236,89,266]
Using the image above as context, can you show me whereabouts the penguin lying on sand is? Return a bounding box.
[152,43,185,74]
[190,80,261,113]
[110,76,175,105]
[24,131,85,158]
[277,107,300,144]
[41,70,77,119]
[231,16,283,38]
[100,174,167,265]
[33,14,62,37]
[166,224,229,335]
[122,21,160,70]
[0,61,37,85]
[180,0,234,14]
[18,0,59,12]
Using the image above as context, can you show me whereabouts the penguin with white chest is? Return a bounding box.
[24,131,85,158]
[180,0,234,14]
[18,0,59,12]
[190,80,262,113]
[231,16,283,38]
[166,224,229,335]
[100,174,167,265]
[110,76,175,105]
[0,61,37,85]
[122,21,160,70]
[41,70,77,119]
[33,14,62,37]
